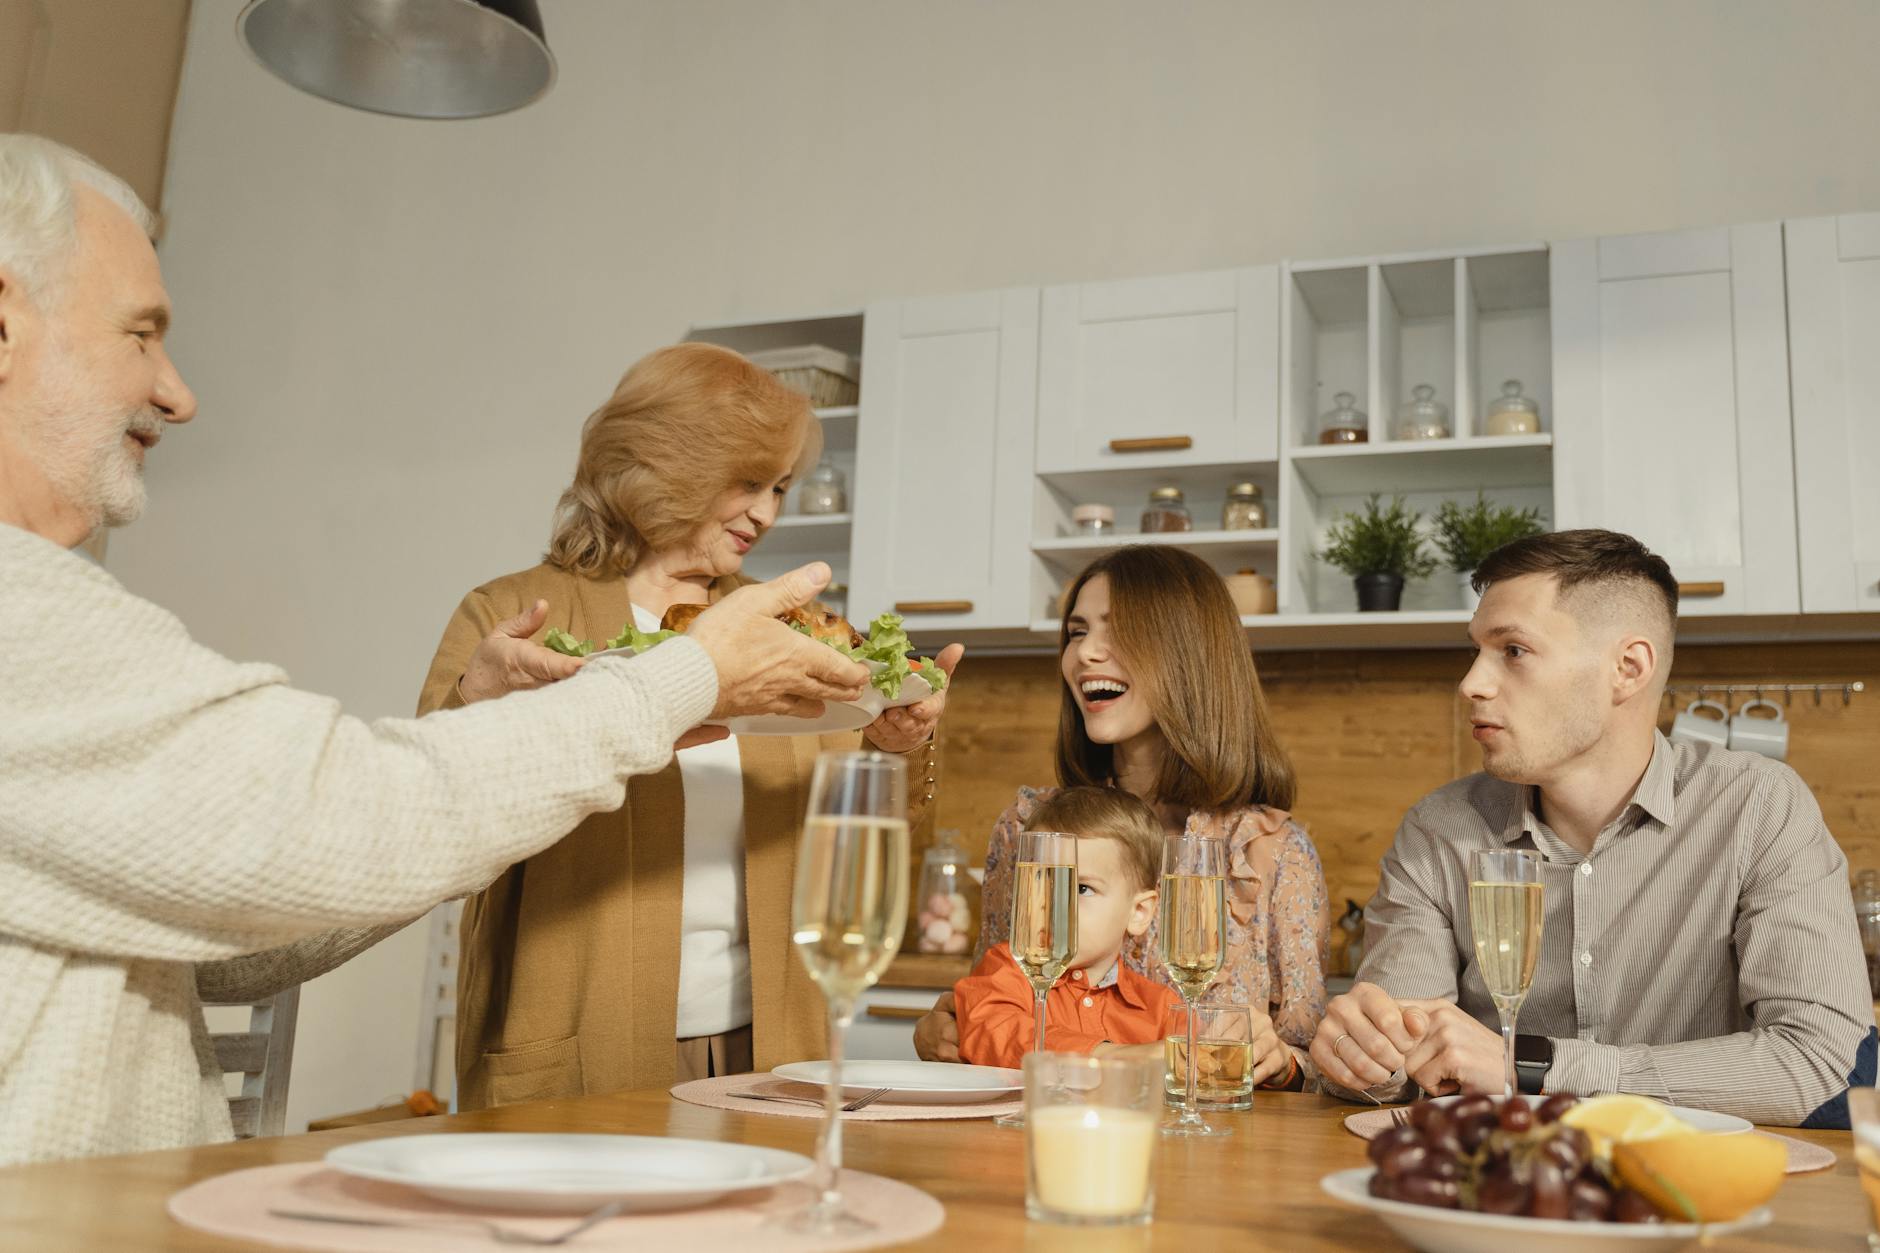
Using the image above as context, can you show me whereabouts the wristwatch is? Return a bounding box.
[1515,1034,1554,1095]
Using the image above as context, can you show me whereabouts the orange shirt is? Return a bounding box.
[954,942,1187,1069]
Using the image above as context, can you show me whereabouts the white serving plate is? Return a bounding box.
[590,648,937,736]
[1320,1168,1772,1253]
[771,1059,1023,1105]
[1428,1093,1752,1136]
[325,1133,814,1214]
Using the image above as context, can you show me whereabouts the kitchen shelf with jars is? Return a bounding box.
[687,310,864,619]
[1028,464,1282,629]
[1276,244,1555,620]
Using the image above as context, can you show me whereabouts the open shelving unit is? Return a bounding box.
[1277,244,1555,621]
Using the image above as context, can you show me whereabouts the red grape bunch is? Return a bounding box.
[1366,1094,1661,1223]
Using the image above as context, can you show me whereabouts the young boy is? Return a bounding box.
[954,787,1185,1067]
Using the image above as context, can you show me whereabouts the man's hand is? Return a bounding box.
[913,990,960,1063]
[459,599,585,704]
[863,644,964,753]
[1399,1000,1508,1097]
[686,563,870,720]
[1309,981,1430,1090]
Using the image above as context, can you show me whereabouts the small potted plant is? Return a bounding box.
[1433,493,1547,609]
[1320,494,1436,612]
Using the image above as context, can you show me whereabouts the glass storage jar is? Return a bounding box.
[1485,379,1542,435]
[915,832,978,954]
[1221,482,1268,531]
[1070,504,1115,537]
[1395,384,1451,441]
[1318,391,1368,445]
[1140,487,1193,533]
[796,459,848,515]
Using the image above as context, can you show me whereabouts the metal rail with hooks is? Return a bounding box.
[1662,680,1866,708]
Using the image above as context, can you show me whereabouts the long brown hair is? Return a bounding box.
[1056,546,1295,813]
[545,343,820,577]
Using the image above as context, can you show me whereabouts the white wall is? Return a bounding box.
[110,0,1880,1131]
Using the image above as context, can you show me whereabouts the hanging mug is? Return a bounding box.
[1729,698,1789,760]
[1669,698,1731,749]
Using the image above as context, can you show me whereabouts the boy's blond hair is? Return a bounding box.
[1024,787,1164,893]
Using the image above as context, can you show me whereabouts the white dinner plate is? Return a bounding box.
[325,1133,814,1213]
[771,1059,1023,1105]
[589,648,937,737]
[1428,1093,1752,1136]
[1320,1168,1771,1253]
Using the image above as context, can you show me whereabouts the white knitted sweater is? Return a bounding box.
[0,522,718,1166]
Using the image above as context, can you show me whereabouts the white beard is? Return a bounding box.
[25,345,156,531]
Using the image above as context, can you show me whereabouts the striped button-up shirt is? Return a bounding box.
[1353,732,1872,1126]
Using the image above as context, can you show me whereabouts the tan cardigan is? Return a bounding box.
[417,562,933,1109]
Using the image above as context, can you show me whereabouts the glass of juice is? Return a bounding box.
[1852,1086,1880,1250]
[1164,1003,1256,1111]
[1023,1052,1161,1226]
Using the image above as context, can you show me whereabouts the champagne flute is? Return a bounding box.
[784,751,910,1236]
[995,830,1079,1129]
[1468,848,1544,1099]
[1159,833,1229,1138]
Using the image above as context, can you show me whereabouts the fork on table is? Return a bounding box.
[728,1086,892,1113]
[268,1198,623,1246]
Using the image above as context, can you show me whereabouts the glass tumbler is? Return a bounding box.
[1024,1051,1161,1227]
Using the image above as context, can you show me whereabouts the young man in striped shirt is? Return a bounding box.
[1311,529,1873,1127]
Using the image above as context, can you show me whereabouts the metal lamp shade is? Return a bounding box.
[237,0,555,120]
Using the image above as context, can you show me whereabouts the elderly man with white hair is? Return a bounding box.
[0,133,871,1166]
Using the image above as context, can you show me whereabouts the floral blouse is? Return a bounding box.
[976,786,1331,1049]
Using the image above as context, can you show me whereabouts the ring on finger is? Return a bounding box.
[1331,1032,1353,1057]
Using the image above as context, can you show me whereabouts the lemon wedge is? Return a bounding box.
[1559,1094,1696,1157]
[1614,1133,1785,1221]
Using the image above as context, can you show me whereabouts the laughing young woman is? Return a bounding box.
[914,546,1328,1089]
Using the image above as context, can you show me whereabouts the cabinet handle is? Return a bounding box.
[1678,581,1727,598]
[1109,435,1193,453]
[894,600,974,614]
[863,1005,928,1022]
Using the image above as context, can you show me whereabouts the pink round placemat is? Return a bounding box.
[1341,1109,1836,1173]
[168,1161,943,1252]
[672,1073,1021,1121]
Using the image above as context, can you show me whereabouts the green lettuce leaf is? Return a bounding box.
[604,622,677,653]
[542,627,593,658]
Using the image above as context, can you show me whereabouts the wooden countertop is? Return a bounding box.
[0,1088,1863,1250]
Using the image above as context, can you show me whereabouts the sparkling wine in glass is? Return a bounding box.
[1467,847,1544,1099]
[785,751,909,1236]
[1158,834,1229,1137]
[995,830,1078,1129]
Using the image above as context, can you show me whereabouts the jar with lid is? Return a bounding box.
[1140,487,1192,533]
[1857,869,1880,995]
[796,459,848,515]
[1221,482,1268,531]
[1318,391,1368,445]
[1485,379,1542,436]
[1223,567,1277,615]
[1070,504,1115,537]
[1395,384,1451,441]
[915,832,978,954]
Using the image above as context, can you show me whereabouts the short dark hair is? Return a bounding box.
[1025,787,1165,893]
[1472,529,1679,627]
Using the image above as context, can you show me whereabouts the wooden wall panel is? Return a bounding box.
[930,640,1880,913]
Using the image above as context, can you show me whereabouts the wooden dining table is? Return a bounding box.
[0,1088,1867,1251]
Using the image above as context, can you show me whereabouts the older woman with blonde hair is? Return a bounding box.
[420,342,960,1108]
[915,545,1328,1088]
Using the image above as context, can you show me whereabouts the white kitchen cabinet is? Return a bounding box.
[1036,267,1279,474]
[848,289,1039,633]
[1550,224,1798,615]
[1785,213,1880,614]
